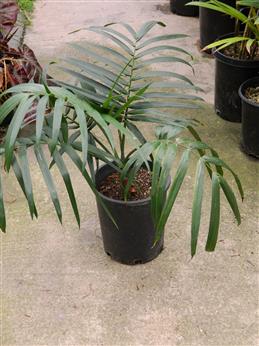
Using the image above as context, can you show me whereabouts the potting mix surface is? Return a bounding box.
[224,43,259,60]
[98,168,152,201]
[245,87,259,104]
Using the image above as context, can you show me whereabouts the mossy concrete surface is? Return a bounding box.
[2,1,259,345]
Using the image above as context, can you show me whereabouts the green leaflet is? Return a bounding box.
[156,149,190,239]
[88,27,133,55]
[191,158,205,257]
[105,22,137,39]
[50,98,65,154]
[136,21,166,41]
[203,156,244,200]
[1,83,45,96]
[17,146,37,219]
[36,95,49,143]
[74,105,88,169]
[206,173,221,252]
[0,94,25,125]
[69,43,124,71]
[58,67,121,97]
[218,175,241,225]
[62,143,118,227]
[137,34,189,50]
[11,155,38,218]
[52,149,81,227]
[5,95,36,171]
[34,144,62,223]
[136,45,192,59]
[90,25,134,46]
[135,56,193,71]
[133,71,194,85]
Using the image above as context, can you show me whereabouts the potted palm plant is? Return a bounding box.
[0,22,243,264]
[189,0,259,122]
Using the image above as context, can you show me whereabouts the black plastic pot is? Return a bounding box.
[239,77,259,158]
[170,0,199,17]
[95,163,166,265]
[214,44,259,122]
[199,0,235,50]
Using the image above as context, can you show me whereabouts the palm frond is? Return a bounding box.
[60,22,200,139]
[121,122,243,255]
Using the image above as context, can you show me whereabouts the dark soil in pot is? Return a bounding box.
[199,0,235,50]
[214,37,259,122]
[95,163,165,265]
[99,168,151,201]
[244,86,259,104]
[239,77,259,158]
[170,0,199,17]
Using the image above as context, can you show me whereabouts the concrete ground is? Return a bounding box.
[2,1,259,345]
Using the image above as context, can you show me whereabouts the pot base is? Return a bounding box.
[240,143,259,160]
[104,243,164,265]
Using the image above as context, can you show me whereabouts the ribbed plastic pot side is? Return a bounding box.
[239,77,259,158]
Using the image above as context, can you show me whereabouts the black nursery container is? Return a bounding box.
[239,77,259,158]
[199,0,235,49]
[95,164,165,265]
[170,0,199,17]
[214,45,259,122]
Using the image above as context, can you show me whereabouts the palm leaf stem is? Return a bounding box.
[239,7,254,59]
[120,43,138,162]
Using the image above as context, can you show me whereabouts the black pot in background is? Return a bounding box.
[95,163,165,265]
[199,0,235,50]
[170,0,199,17]
[214,45,259,122]
[239,77,259,158]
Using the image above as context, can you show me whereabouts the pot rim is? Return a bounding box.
[95,162,171,207]
[239,76,259,107]
[97,189,152,206]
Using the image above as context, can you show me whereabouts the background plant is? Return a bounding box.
[0,0,19,37]
[17,0,35,24]
[17,0,35,13]
[0,0,42,125]
[0,22,243,256]
[189,0,259,59]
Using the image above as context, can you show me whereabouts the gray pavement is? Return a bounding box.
[2,1,259,345]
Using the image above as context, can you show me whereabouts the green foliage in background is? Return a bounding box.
[189,0,259,59]
[17,0,35,13]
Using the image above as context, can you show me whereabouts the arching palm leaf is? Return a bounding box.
[62,21,201,155]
